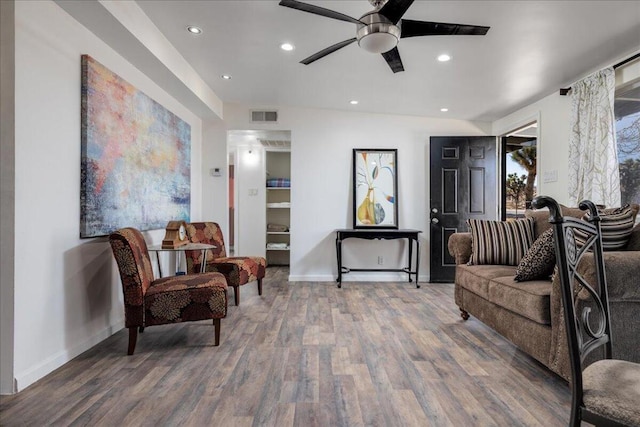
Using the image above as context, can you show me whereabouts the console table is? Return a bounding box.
[335,229,422,288]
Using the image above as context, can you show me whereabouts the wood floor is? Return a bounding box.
[1,267,572,426]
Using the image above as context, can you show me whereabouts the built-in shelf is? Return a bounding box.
[266,151,290,266]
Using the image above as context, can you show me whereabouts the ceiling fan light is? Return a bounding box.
[358,32,399,53]
[356,12,400,54]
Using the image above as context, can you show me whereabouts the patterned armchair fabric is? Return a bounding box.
[109,228,228,354]
[186,222,267,306]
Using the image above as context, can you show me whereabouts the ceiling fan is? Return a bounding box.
[279,0,490,73]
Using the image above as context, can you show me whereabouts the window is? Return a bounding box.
[615,76,640,206]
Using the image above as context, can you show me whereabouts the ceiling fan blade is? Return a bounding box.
[378,0,415,24]
[300,38,357,65]
[381,47,404,73]
[400,19,490,38]
[279,0,362,25]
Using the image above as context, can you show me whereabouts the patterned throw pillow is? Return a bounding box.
[514,228,556,282]
[468,218,535,266]
[574,205,638,251]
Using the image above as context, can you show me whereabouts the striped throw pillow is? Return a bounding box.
[468,218,536,266]
[574,205,638,251]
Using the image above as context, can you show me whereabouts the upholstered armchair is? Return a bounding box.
[109,228,228,355]
[185,222,266,306]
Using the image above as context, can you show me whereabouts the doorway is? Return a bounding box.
[500,122,538,220]
[227,130,291,258]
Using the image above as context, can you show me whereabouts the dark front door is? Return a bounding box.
[429,136,497,282]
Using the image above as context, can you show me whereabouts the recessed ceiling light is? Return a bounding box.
[437,54,451,62]
[440,108,449,112]
[350,100,359,105]
[221,75,232,80]
[280,43,295,51]
[187,26,202,35]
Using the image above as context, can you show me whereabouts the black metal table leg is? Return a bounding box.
[336,235,342,288]
[407,236,413,283]
[415,238,420,288]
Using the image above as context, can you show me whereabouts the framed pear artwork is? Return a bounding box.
[352,149,398,229]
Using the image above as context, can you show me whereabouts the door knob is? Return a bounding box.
[431,218,439,224]
[431,208,438,213]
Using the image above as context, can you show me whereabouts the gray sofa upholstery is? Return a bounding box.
[448,206,640,380]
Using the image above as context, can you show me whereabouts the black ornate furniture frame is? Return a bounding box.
[335,229,421,288]
[532,195,640,427]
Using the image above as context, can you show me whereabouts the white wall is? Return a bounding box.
[235,146,267,256]
[203,104,491,282]
[10,0,203,391]
[201,122,228,228]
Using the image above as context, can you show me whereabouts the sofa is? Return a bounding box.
[447,205,640,380]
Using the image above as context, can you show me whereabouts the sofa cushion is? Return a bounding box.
[626,223,640,251]
[468,218,535,266]
[456,264,519,299]
[574,204,639,251]
[514,228,556,282]
[526,204,587,238]
[488,276,552,324]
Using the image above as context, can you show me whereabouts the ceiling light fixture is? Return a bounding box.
[437,54,451,62]
[356,12,400,54]
[280,43,295,51]
[221,75,232,80]
[440,108,449,112]
[350,100,359,105]
[187,26,202,35]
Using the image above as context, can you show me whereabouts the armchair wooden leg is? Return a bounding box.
[257,278,263,296]
[213,318,221,346]
[233,285,240,306]
[138,326,144,333]
[127,327,138,355]
[460,309,470,321]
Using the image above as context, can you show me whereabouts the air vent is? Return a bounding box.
[251,110,278,123]
[259,139,290,149]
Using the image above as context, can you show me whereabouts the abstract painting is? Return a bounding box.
[80,55,191,238]
[352,149,398,229]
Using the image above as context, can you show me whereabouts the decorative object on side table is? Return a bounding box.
[352,148,398,229]
[162,220,188,249]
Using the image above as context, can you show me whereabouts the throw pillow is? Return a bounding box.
[514,228,555,281]
[574,205,638,251]
[468,217,535,266]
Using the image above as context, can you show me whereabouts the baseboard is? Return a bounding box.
[288,274,335,282]
[288,273,430,282]
[14,320,124,392]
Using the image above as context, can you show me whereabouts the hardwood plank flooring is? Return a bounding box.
[0,267,572,426]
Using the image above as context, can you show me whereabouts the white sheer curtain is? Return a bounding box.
[568,67,621,207]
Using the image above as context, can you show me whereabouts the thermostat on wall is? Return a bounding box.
[210,167,222,177]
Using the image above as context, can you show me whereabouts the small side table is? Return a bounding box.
[147,243,216,277]
[335,229,422,288]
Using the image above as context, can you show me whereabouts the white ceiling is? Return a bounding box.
[65,0,640,122]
